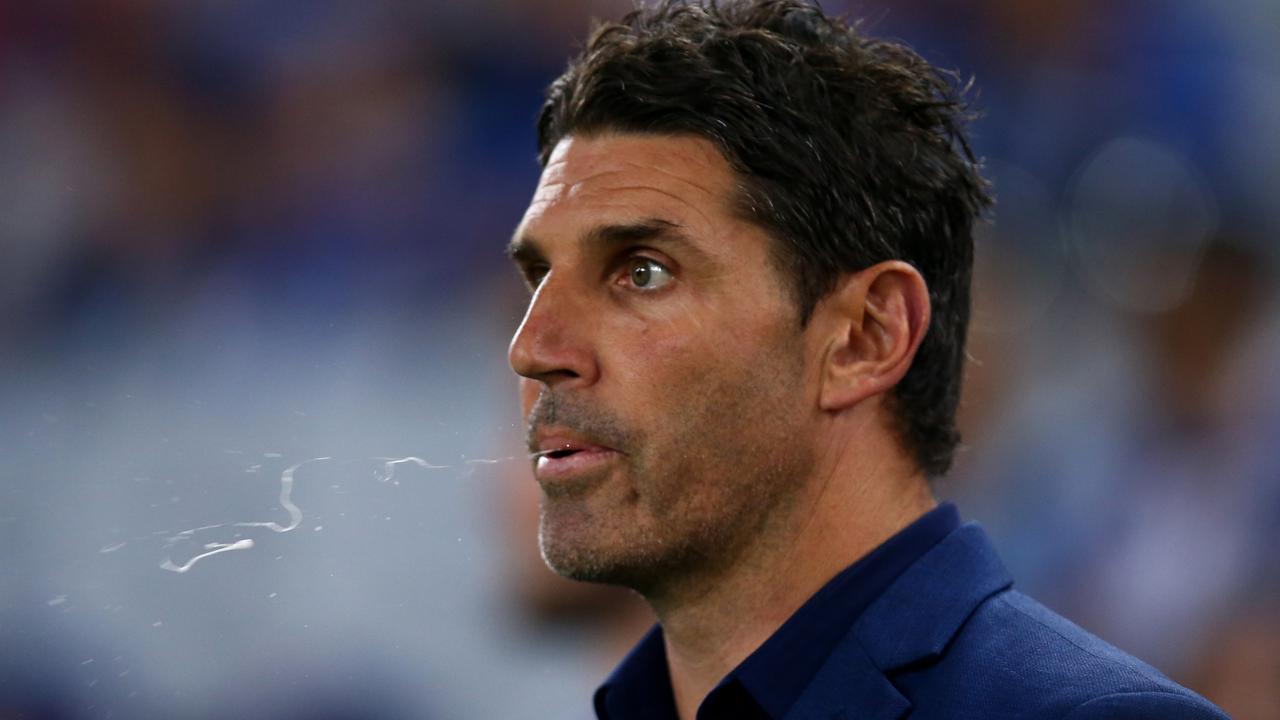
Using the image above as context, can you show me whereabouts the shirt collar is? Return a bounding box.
[728,502,959,717]
[595,503,961,720]
[594,624,676,720]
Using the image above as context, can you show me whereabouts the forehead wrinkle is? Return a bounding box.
[545,144,728,198]
[527,177,723,241]
[611,158,726,201]
[582,185,720,231]
[554,131,732,191]
[522,135,752,264]
[565,160,729,209]
[529,179,570,206]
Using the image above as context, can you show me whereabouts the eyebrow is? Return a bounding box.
[506,218,708,268]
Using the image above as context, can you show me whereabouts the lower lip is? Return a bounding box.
[535,448,620,481]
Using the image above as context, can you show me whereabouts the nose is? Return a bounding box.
[508,277,599,389]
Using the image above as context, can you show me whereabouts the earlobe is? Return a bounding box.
[817,261,931,412]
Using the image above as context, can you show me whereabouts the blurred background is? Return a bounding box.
[1,0,1277,718]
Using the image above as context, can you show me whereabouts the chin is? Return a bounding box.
[541,545,633,586]
[539,521,664,590]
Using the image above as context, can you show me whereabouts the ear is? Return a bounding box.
[815,260,931,412]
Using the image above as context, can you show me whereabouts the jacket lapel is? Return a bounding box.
[782,633,910,720]
[855,524,1012,671]
[784,524,1013,719]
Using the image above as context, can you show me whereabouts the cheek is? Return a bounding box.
[606,301,772,399]
[607,325,699,406]
[601,294,800,423]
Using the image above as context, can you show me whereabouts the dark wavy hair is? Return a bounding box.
[536,0,992,477]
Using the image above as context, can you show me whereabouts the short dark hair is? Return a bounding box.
[536,0,992,477]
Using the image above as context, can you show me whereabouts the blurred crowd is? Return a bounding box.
[2,1,1278,718]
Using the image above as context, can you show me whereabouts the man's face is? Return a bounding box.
[508,133,818,594]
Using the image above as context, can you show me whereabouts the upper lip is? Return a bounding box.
[533,427,617,457]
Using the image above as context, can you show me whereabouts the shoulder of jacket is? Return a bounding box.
[1060,690,1230,720]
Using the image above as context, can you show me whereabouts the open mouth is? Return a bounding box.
[534,442,619,481]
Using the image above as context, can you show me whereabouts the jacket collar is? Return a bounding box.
[784,523,1013,720]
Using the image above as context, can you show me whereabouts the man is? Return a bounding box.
[505,1,1228,718]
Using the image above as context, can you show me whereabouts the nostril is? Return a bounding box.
[507,302,595,385]
[508,332,584,383]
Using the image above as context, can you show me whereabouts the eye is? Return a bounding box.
[623,257,674,290]
[522,264,549,290]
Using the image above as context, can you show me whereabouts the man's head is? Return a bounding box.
[508,0,989,594]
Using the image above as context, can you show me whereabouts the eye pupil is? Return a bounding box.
[632,262,651,287]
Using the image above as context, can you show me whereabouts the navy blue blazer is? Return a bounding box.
[785,524,1228,719]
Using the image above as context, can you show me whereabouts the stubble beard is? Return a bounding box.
[534,347,815,600]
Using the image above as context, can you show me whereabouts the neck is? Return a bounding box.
[649,425,935,720]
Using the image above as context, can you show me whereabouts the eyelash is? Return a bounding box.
[520,252,675,291]
[615,253,674,292]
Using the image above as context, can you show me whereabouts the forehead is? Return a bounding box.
[519,133,742,238]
